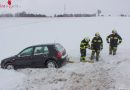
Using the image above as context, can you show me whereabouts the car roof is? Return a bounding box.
[29,43,60,48]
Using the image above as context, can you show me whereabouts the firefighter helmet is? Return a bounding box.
[84,37,90,42]
[95,32,100,37]
[112,29,117,34]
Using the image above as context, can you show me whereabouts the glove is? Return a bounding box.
[117,43,121,45]
[100,45,103,50]
[88,47,91,50]
[118,41,122,45]
[100,47,103,50]
[91,46,93,50]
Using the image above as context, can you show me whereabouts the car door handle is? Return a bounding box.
[43,54,47,57]
[12,59,15,61]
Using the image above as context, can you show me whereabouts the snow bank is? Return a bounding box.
[0,69,25,90]
[16,62,114,90]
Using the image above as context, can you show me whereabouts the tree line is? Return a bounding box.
[0,11,130,17]
[0,11,47,17]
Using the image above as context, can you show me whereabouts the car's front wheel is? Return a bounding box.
[46,60,58,68]
[5,64,15,70]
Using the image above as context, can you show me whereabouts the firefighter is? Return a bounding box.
[90,32,103,61]
[80,37,90,62]
[106,30,122,55]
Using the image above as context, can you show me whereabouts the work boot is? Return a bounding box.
[113,52,116,55]
[90,60,94,63]
[80,57,86,62]
[109,52,112,55]
[96,57,99,61]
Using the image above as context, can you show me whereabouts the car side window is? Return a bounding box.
[34,46,49,55]
[19,47,33,57]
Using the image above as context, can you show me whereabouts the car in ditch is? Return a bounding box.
[1,43,69,69]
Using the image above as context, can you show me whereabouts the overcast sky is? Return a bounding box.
[0,0,130,15]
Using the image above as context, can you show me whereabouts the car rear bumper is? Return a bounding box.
[56,55,69,68]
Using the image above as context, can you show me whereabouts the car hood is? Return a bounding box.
[1,55,16,63]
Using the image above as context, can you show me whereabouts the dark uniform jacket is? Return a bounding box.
[106,33,122,47]
[91,36,103,50]
[80,39,90,49]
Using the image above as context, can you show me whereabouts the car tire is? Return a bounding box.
[46,60,58,68]
[5,64,15,70]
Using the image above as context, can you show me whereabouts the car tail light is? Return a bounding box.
[57,52,62,59]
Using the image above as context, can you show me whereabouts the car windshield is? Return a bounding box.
[19,47,33,57]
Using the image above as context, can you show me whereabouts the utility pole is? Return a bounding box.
[64,4,66,14]
[97,9,102,16]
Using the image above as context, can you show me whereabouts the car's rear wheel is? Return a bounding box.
[5,64,14,70]
[46,60,58,68]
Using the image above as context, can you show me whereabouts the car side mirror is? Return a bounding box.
[17,54,21,57]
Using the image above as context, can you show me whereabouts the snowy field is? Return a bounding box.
[0,17,130,90]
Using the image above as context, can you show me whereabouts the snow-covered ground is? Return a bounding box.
[0,17,130,90]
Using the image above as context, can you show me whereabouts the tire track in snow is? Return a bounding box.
[90,62,115,90]
[15,59,116,90]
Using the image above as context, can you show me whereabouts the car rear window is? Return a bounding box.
[55,44,65,52]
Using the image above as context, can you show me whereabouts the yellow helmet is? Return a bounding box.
[84,37,90,42]
[95,32,100,37]
[112,29,117,33]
